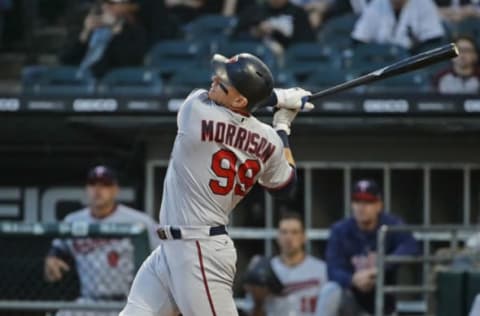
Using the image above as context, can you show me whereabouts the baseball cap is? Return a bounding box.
[352,179,382,202]
[86,165,118,185]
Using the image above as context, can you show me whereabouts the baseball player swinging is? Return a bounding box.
[120,53,314,316]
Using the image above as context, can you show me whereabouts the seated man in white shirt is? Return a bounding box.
[351,0,445,51]
[244,212,332,316]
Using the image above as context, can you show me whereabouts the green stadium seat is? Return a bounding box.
[303,66,347,91]
[98,67,163,96]
[450,17,480,39]
[275,70,298,88]
[365,71,429,93]
[216,41,277,71]
[184,15,237,44]
[145,40,206,78]
[22,66,96,96]
[344,43,409,71]
[284,43,341,81]
[165,67,212,96]
[318,13,358,50]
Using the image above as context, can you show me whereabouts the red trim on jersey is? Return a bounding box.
[230,108,251,117]
[282,279,321,295]
[196,241,217,316]
[260,166,295,191]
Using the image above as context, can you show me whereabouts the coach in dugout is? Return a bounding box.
[322,179,418,316]
[44,165,159,316]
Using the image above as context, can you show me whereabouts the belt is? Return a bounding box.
[157,225,228,240]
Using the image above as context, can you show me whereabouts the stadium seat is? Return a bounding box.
[22,66,96,95]
[450,17,480,39]
[345,43,409,71]
[216,41,277,71]
[318,13,358,50]
[365,71,429,93]
[165,67,212,96]
[275,70,298,88]
[184,14,237,45]
[145,40,207,78]
[98,67,163,96]
[303,66,347,91]
[284,43,341,82]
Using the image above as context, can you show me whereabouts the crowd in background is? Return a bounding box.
[1,0,480,93]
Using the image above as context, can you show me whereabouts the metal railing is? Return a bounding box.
[375,225,479,316]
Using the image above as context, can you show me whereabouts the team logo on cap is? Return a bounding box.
[94,166,107,176]
[357,180,370,192]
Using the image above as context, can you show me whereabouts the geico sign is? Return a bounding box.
[363,99,409,113]
[73,99,118,112]
[0,187,135,222]
[0,98,20,111]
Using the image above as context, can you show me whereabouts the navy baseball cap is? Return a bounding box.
[86,165,118,185]
[352,179,382,202]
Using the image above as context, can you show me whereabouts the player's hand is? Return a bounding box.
[44,256,70,282]
[273,108,298,135]
[273,88,314,111]
[352,269,376,293]
[244,284,270,305]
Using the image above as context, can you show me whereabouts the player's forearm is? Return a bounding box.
[284,147,295,166]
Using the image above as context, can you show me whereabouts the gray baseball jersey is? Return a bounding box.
[52,204,159,299]
[266,255,328,316]
[159,89,294,226]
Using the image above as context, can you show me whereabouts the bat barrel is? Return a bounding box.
[306,43,459,102]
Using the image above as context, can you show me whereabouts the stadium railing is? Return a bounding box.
[0,222,151,313]
[375,225,480,316]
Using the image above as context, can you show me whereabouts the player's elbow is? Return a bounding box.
[267,170,297,200]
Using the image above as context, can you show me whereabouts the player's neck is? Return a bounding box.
[281,251,306,267]
[90,203,117,219]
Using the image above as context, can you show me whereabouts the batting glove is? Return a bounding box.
[273,108,298,135]
[274,88,314,111]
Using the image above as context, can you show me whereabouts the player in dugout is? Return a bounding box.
[44,165,159,316]
[244,211,341,316]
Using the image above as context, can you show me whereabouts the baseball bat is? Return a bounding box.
[304,43,459,102]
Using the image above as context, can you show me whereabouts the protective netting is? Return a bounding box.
[0,222,150,315]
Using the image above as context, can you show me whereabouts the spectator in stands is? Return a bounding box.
[137,0,182,45]
[59,0,147,78]
[164,0,254,25]
[44,165,159,315]
[436,0,480,23]
[433,35,480,94]
[289,0,332,29]
[244,212,332,316]
[233,0,316,54]
[302,0,372,28]
[324,179,418,316]
[351,0,445,52]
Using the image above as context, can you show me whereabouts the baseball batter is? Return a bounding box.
[120,53,314,316]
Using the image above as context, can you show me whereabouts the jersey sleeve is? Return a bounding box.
[258,133,295,190]
[177,89,207,130]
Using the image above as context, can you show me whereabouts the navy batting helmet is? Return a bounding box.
[211,53,274,112]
